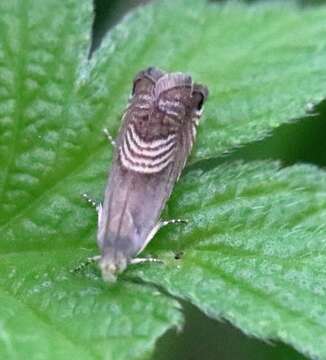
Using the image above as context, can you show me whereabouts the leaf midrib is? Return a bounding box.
[0,0,29,205]
[0,141,109,234]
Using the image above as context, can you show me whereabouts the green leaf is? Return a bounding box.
[0,252,182,360]
[1,0,326,359]
[133,162,326,360]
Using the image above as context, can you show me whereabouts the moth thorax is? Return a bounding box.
[157,98,186,123]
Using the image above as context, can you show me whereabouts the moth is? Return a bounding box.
[96,67,208,282]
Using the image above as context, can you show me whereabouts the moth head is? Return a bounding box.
[132,67,164,96]
[99,250,127,283]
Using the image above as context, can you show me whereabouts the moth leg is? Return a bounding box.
[71,255,101,273]
[82,193,101,212]
[103,128,116,147]
[136,221,162,255]
[130,257,164,265]
[136,218,188,256]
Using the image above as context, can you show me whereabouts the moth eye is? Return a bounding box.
[192,85,208,111]
[193,91,205,111]
[132,77,154,96]
[132,79,141,95]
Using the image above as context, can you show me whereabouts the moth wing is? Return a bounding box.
[98,69,208,262]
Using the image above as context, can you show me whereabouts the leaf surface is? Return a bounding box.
[133,162,326,360]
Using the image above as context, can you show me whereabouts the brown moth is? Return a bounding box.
[97,67,208,282]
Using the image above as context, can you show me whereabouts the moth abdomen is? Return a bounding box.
[97,67,208,281]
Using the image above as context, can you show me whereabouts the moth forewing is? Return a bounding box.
[97,67,208,282]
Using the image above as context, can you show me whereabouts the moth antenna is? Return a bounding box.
[71,255,100,273]
[82,193,101,212]
[130,257,164,265]
[160,218,188,227]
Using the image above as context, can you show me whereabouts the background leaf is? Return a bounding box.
[133,162,326,360]
[0,0,92,227]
